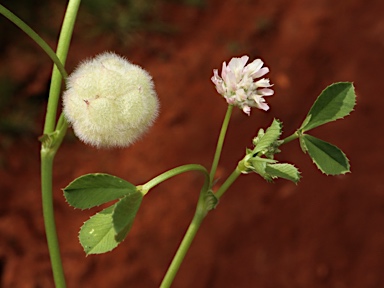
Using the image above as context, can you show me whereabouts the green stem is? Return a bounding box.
[44,0,81,134]
[158,106,234,287]
[282,130,300,144]
[41,151,66,288]
[53,117,69,152]
[160,170,210,288]
[160,203,205,288]
[209,105,233,185]
[214,167,242,200]
[39,1,81,287]
[142,164,210,287]
[0,4,67,80]
[140,164,209,195]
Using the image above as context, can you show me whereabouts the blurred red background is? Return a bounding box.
[1,0,383,287]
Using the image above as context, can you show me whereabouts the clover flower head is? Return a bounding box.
[211,55,273,115]
[63,52,159,148]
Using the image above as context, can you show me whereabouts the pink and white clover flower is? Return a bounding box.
[211,55,273,115]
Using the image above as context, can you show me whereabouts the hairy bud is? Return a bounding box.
[63,52,159,148]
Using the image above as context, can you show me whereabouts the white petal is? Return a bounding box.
[228,55,249,71]
[226,96,236,105]
[255,78,272,87]
[251,67,269,78]
[258,102,270,111]
[238,75,253,88]
[253,95,270,111]
[211,70,226,94]
[244,59,263,75]
[235,88,247,101]
[258,88,274,96]
[221,61,227,79]
[211,69,220,84]
[224,69,238,91]
[242,105,251,115]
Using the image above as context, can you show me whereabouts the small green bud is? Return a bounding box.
[63,52,159,148]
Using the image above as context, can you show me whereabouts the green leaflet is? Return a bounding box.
[265,163,301,183]
[79,205,119,255]
[112,192,143,238]
[63,173,137,209]
[253,118,282,154]
[301,134,350,175]
[300,82,356,132]
[79,191,143,255]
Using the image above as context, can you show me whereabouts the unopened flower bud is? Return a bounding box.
[63,52,159,148]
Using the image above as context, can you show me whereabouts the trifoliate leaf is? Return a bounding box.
[265,163,301,183]
[254,119,282,154]
[300,82,356,132]
[63,173,136,209]
[79,205,119,255]
[112,192,143,242]
[301,134,350,175]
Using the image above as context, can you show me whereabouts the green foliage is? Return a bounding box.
[295,82,356,175]
[300,82,356,132]
[253,118,282,155]
[63,173,137,209]
[239,119,300,183]
[79,205,118,255]
[300,134,350,175]
[265,163,301,183]
[64,173,143,254]
[79,191,143,255]
[243,157,300,183]
[112,192,143,240]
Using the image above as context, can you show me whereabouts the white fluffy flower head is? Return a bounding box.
[63,52,159,148]
[211,55,273,115]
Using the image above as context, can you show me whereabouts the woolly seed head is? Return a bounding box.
[63,52,159,148]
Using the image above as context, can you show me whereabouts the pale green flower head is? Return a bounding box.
[63,52,159,148]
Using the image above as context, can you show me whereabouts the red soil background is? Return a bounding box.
[1,0,384,287]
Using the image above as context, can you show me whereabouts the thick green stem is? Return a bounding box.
[159,106,235,287]
[160,204,205,288]
[215,168,242,200]
[39,0,81,287]
[209,105,233,185]
[44,0,81,134]
[41,151,66,288]
[160,173,210,288]
[143,164,210,287]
